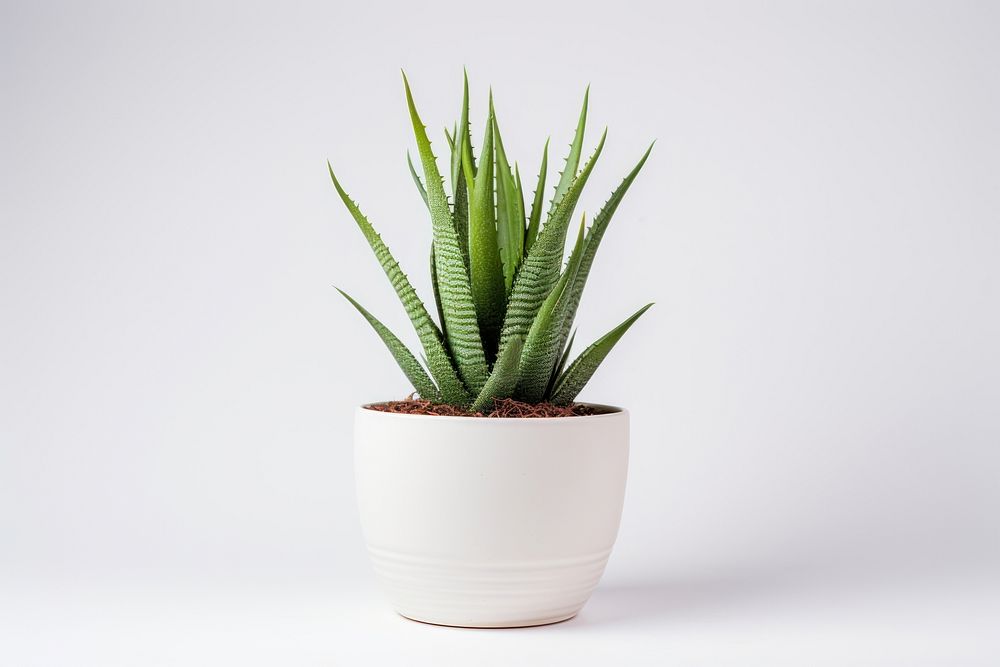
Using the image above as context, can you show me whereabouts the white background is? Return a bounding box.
[2,1,998,664]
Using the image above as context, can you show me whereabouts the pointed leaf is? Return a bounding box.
[403,72,489,392]
[514,163,526,236]
[515,217,586,402]
[548,87,589,218]
[468,96,506,363]
[459,69,477,173]
[430,246,446,337]
[546,329,576,399]
[550,303,653,405]
[470,336,524,413]
[524,138,548,255]
[406,151,429,209]
[328,162,470,405]
[493,103,523,291]
[450,76,467,187]
[450,73,472,264]
[554,143,654,357]
[461,136,476,196]
[496,131,606,361]
[336,288,440,400]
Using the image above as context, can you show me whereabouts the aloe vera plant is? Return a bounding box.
[330,72,653,411]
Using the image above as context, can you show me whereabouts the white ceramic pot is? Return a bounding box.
[354,404,629,628]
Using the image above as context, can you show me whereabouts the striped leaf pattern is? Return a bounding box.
[403,72,489,393]
[470,336,524,412]
[550,303,654,405]
[331,72,652,408]
[553,143,654,358]
[515,218,587,402]
[430,248,447,340]
[496,130,606,358]
[336,288,440,401]
[328,163,470,405]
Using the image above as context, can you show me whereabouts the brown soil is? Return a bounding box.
[365,397,601,418]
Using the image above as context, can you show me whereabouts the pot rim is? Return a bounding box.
[357,401,627,423]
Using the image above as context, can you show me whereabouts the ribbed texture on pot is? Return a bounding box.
[355,406,630,627]
[368,546,613,627]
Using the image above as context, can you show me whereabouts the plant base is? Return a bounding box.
[366,397,601,418]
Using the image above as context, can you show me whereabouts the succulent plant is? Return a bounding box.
[329,71,653,411]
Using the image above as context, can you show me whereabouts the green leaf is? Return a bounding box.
[554,143,654,359]
[515,217,586,402]
[451,166,470,268]
[514,164,526,240]
[461,136,476,197]
[496,130,606,360]
[422,142,447,336]
[550,303,653,405]
[493,102,524,292]
[459,69,478,173]
[327,162,470,404]
[546,328,576,398]
[455,70,478,198]
[548,86,589,219]
[336,288,440,401]
[467,95,507,363]
[450,72,473,265]
[406,151,429,209]
[470,336,524,413]
[430,247,446,338]
[403,72,490,392]
[524,138,548,255]
[451,77,465,173]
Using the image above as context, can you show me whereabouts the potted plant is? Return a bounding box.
[329,71,653,627]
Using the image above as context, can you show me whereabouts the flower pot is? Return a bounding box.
[354,404,629,628]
